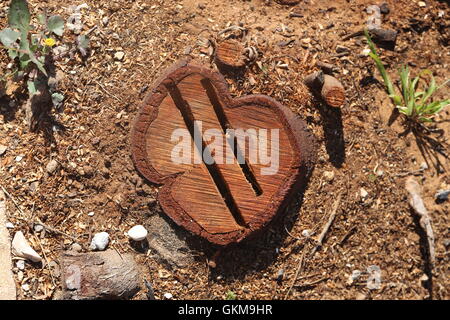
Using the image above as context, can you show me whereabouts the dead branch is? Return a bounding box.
[405,177,436,269]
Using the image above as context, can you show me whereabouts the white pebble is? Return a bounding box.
[16,260,25,270]
[127,225,148,241]
[114,51,125,61]
[46,159,59,174]
[5,222,14,229]
[360,188,369,200]
[164,293,173,299]
[89,232,109,251]
[11,231,42,263]
[323,171,335,182]
[301,229,312,237]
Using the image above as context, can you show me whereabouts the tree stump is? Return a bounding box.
[304,71,345,107]
[214,39,246,69]
[131,59,316,246]
[60,250,141,300]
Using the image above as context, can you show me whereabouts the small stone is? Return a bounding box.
[15,155,23,162]
[323,171,335,182]
[127,225,148,241]
[34,224,44,233]
[16,260,25,271]
[89,232,109,251]
[114,51,125,61]
[102,17,109,26]
[21,283,30,292]
[362,48,371,56]
[11,231,42,263]
[71,243,83,252]
[46,160,59,174]
[360,188,369,200]
[435,190,450,203]
[0,145,7,156]
[87,211,95,217]
[5,222,14,229]
[301,229,312,237]
[164,292,173,299]
[276,269,284,282]
[17,271,24,281]
[418,1,426,7]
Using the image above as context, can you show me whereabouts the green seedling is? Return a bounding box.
[0,0,64,79]
[225,290,237,300]
[365,29,449,124]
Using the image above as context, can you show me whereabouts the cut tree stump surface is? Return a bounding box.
[131,59,315,245]
[215,39,246,68]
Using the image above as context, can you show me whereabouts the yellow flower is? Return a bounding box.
[44,38,56,47]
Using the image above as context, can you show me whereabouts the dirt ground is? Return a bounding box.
[0,0,449,300]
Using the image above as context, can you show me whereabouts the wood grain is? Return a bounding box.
[131,59,316,245]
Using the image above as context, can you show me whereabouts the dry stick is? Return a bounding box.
[94,80,123,102]
[304,71,345,107]
[0,185,81,244]
[405,177,436,269]
[33,233,56,287]
[310,194,342,257]
[0,185,25,216]
[294,276,329,288]
[284,249,306,300]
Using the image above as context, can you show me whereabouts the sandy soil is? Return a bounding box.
[0,0,449,300]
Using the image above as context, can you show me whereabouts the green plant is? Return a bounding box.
[225,290,237,300]
[0,0,64,80]
[365,29,449,123]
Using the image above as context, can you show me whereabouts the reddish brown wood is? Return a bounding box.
[214,39,246,69]
[304,71,345,108]
[131,59,315,245]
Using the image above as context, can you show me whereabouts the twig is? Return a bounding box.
[34,218,82,246]
[310,194,342,256]
[294,276,329,288]
[405,177,436,268]
[94,80,123,102]
[0,185,25,216]
[339,226,357,246]
[284,249,305,299]
[33,233,56,287]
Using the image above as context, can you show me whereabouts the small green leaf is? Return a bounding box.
[47,15,65,36]
[8,0,30,32]
[225,290,237,300]
[0,28,20,47]
[51,92,64,106]
[27,79,37,95]
[37,13,47,25]
[8,49,18,59]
